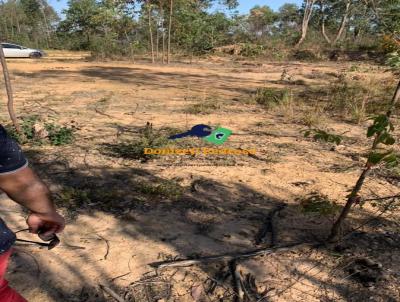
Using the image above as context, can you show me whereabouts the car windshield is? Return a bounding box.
[1,43,22,49]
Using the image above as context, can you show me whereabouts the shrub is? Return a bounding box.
[5,116,75,146]
[45,123,75,146]
[136,179,183,200]
[184,101,221,115]
[292,49,319,61]
[240,43,265,57]
[381,34,400,53]
[386,51,400,70]
[254,87,291,110]
[300,192,341,216]
[323,77,393,123]
[101,123,169,161]
[303,129,342,145]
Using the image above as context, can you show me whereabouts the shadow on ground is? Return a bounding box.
[0,148,398,302]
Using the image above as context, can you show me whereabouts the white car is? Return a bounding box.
[1,43,45,58]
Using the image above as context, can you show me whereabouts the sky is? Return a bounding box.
[48,0,303,16]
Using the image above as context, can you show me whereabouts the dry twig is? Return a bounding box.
[99,284,126,302]
[97,234,110,260]
[230,261,245,302]
[149,243,314,269]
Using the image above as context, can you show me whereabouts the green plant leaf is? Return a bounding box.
[367,150,393,165]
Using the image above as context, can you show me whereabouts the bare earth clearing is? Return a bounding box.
[0,51,399,302]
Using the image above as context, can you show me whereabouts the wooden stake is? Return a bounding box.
[0,44,22,134]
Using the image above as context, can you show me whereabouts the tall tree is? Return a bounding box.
[167,0,173,64]
[295,0,316,48]
[320,0,353,46]
[147,0,155,63]
[248,5,276,41]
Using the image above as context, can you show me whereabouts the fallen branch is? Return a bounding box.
[341,197,400,241]
[94,106,114,118]
[362,194,400,202]
[99,284,126,302]
[110,272,131,282]
[230,261,244,302]
[97,234,110,260]
[149,242,314,269]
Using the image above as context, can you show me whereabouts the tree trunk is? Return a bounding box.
[295,0,316,48]
[40,1,51,48]
[124,31,135,62]
[329,80,400,241]
[14,3,21,34]
[160,0,166,64]
[320,1,331,44]
[332,0,351,45]
[167,0,173,64]
[0,44,22,134]
[147,1,155,63]
[156,23,159,59]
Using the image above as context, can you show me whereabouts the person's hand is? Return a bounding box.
[26,211,65,240]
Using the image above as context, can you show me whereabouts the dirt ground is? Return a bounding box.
[0,51,399,302]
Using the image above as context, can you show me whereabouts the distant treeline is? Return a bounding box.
[0,0,399,60]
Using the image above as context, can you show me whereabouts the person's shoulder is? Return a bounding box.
[0,126,28,175]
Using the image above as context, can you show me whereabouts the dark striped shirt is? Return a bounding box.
[0,125,28,253]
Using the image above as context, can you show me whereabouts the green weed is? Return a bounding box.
[303,129,342,145]
[136,179,183,200]
[184,100,221,115]
[101,123,169,161]
[320,77,394,123]
[254,87,291,110]
[292,50,319,61]
[386,51,400,70]
[45,124,75,145]
[300,192,341,216]
[5,115,75,146]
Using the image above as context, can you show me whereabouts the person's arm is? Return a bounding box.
[0,166,65,237]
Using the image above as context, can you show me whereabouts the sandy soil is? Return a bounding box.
[0,53,399,302]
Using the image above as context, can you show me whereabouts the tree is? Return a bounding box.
[295,0,316,48]
[59,0,99,48]
[248,5,276,41]
[147,0,155,63]
[167,0,172,63]
[320,0,353,46]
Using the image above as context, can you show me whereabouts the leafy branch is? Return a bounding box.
[302,129,342,145]
[328,80,400,241]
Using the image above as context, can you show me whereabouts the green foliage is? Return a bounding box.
[320,77,394,123]
[248,5,277,41]
[254,87,290,109]
[21,115,40,140]
[240,43,265,57]
[300,192,341,216]
[386,52,400,70]
[184,100,221,115]
[303,129,342,145]
[45,123,75,146]
[0,0,59,49]
[366,115,399,168]
[367,115,394,139]
[136,179,183,200]
[5,116,75,146]
[292,50,319,61]
[101,123,169,161]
